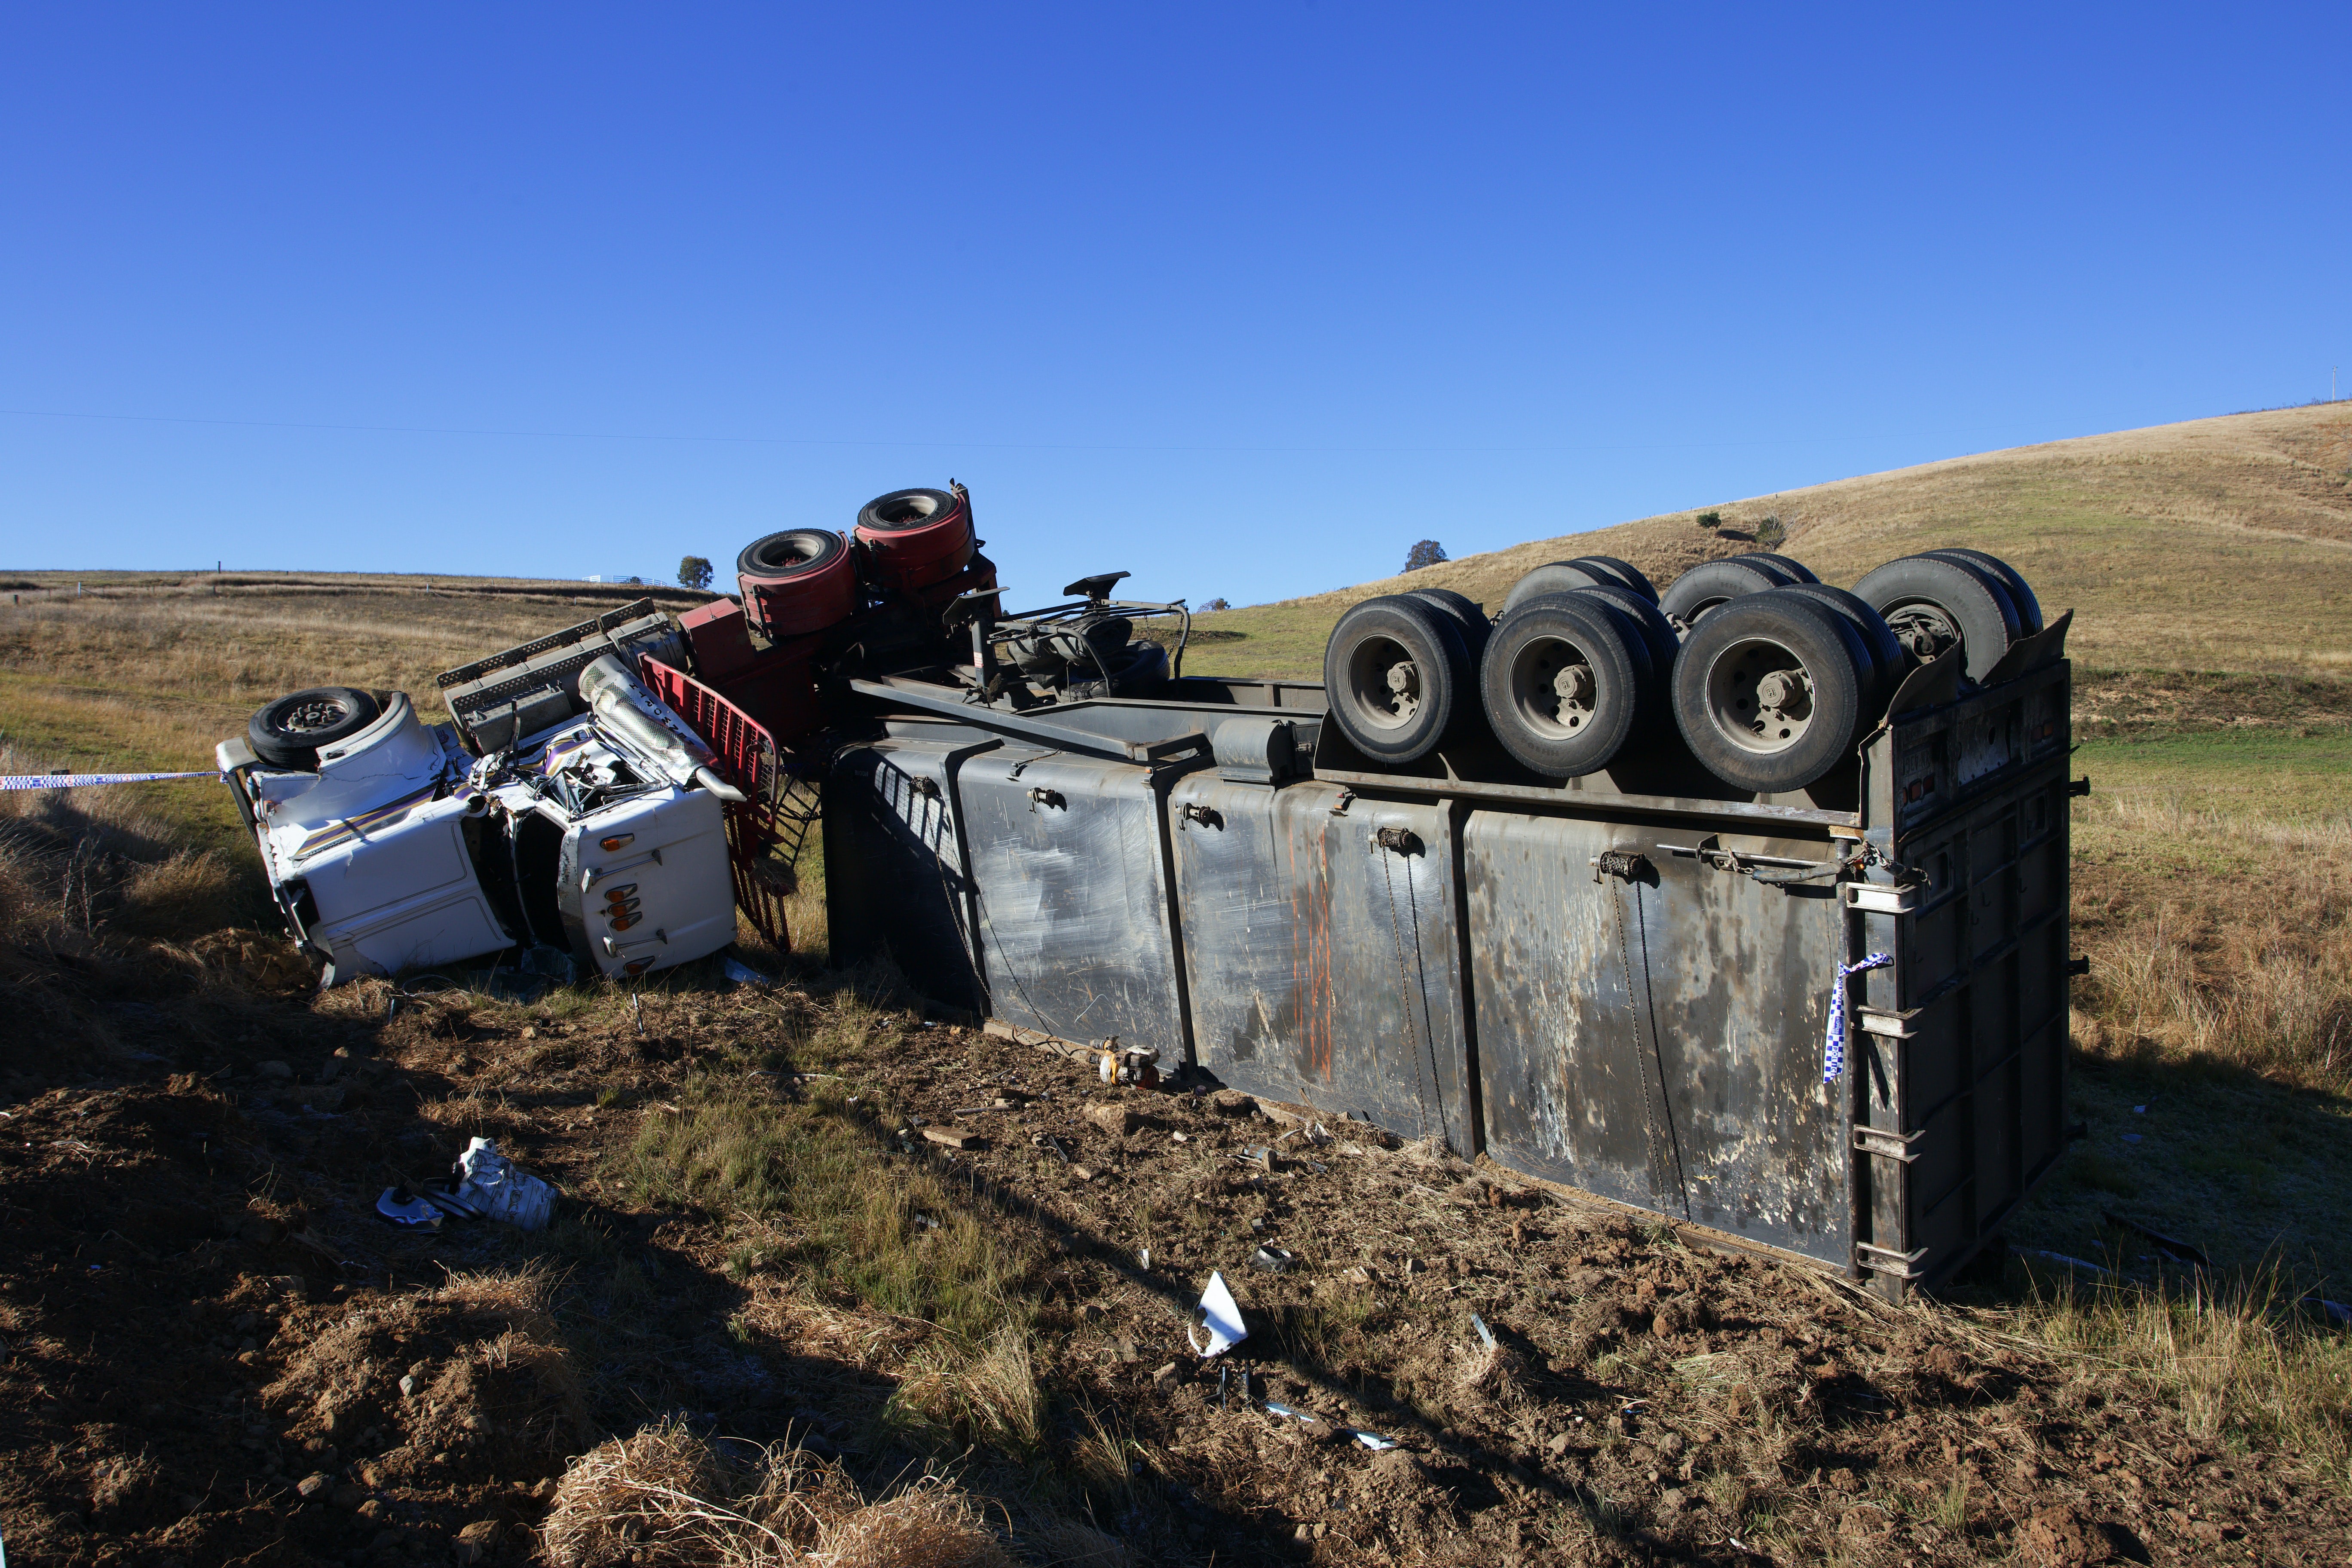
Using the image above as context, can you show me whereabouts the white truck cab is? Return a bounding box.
[218,603,741,985]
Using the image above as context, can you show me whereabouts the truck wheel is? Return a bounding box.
[1480,592,1656,777]
[1777,583,1905,714]
[1672,591,1868,793]
[1724,551,1818,585]
[248,686,382,770]
[1565,555,1659,602]
[1851,554,2022,682]
[1572,582,1682,684]
[1657,558,1788,631]
[1408,587,1491,664]
[1921,548,2043,634]
[736,527,848,580]
[1323,595,1473,765]
[1501,560,1618,615]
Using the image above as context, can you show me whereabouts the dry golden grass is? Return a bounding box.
[0,739,292,1056]
[540,1422,1012,1568]
[0,588,595,854]
[7,410,2352,1518]
[262,1265,592,1485]
[1962,1271,2352,1493]
[2070,753,2352,1095]
[1183,402,2352,678]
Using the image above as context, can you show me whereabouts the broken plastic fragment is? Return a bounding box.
[1471,1313,1497,1351]
[1350,1429,1398,1450]
[722,955,771,987]
[375,1185,441,1229]
[1263,1400,1317,1423]
[416,1182,484,1221]
[1188,1271,1247,1357]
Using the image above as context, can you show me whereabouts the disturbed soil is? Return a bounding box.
[2,966,2346,1567]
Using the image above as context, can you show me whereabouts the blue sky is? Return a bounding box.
[3,4,2346,606]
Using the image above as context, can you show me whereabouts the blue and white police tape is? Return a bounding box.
[1824,951,1893,1083]
[1,770,221,791]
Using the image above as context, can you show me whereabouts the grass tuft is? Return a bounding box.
[541,1422,1012,1568]
[1973,1268,2352,1492]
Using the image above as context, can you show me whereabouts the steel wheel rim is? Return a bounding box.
[283,696,358,734]
[1506,634,1597,740]
[1705,635,1816,756]
[871,494,940,527]
[1882,599,1961,662]
[1344,634,1421,729]
[745,532,833,573]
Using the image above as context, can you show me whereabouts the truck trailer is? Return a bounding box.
[225,486,2073,1298]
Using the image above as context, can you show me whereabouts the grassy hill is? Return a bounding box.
[5,408,2352,1537]
[1181,402,2352,680]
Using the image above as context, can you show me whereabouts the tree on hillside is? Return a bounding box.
[678,555,714,591]
[1201,597,1230,612]
[1753,516,1786,549]
[1695,510,1722,530]
[1403,539,1449,572]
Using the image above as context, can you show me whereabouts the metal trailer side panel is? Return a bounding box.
[1168,775,1477,1154]
[1465,811,1852,1265]
[822,738,992,1011]
[1639,838,1850,1259]
[820,657,2073,1299]
[954,750,1189,1062]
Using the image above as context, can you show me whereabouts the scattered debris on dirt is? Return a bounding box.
[1,965,2346,1565]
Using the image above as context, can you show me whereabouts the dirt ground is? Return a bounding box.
[3,956,2348,1568]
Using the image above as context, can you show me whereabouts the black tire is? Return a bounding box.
[854,487,962,533]
[1725,552,1818,585]
[1571,583,1681,697]
[1480,592,1657,777]
[1672,591,1869,793]
[1922,548,2042,634]
[1408,587,1492,665]
[1851,554,2022,682]
[248,686,383,770]
[1565,555,1659,603]
[1323,595,1474,765]
[1777,583,1905,713]
[1658,558,1788,630]
[1502,560,1620,615]
[737,528,848,580]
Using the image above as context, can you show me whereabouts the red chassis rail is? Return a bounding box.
[637,656,796,952]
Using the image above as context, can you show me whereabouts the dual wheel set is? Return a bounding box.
[1321,548,2044,794]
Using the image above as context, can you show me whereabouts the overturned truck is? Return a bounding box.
[232,484,2077,1299]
